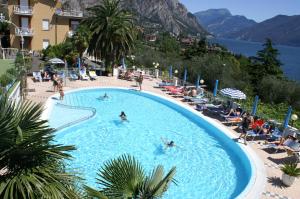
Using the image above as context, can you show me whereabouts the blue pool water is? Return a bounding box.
[49,88,252,199]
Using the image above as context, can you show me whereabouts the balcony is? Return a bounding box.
[13,5,33,15]
[55,9,83,18]
[15,27,34,37]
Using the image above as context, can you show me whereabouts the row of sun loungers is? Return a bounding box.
[154,80,300,162]
[32,70,99,82]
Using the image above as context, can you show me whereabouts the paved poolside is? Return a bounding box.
[26,76,300,199]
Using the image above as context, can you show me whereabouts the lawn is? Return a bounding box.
[0,59,14,76]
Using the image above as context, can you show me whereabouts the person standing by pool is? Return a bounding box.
[238,113,252,145]
[52,74,59,92]
[58,79,64,100]
[137,72,143,91]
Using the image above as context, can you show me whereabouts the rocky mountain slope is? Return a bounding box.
[227,15,300,47]
[62,0,207,36]
[194,9,256,38]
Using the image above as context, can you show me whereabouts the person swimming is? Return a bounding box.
[103,93,108,98]
[98,93,109,100]
[119,111,127,121]
[161,137,176,149]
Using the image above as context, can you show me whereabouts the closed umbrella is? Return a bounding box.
[220,88,246,100]
[183,68,187,84]
[169,65,173,79]
[122,57,126,70]
[77,57,81,70]
[251,95,259,116]
[195,75,200,89]
[213,80,219,97]
[283,106,292,129]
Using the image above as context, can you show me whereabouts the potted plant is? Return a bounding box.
[280,162,300,186]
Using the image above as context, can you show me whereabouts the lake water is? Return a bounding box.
[210,38,300,82]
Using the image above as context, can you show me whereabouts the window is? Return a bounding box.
[42,39,49,49]
[70,20,79,31]
[42,19,49,31]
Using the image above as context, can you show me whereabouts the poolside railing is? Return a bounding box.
[55,103,96,131]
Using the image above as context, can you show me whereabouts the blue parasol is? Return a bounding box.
[183,68,187,83]
[213,80,219,97]
[169,65,173,79]
[283,106,292,129]
[251,95,259,116]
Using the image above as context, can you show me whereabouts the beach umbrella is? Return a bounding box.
[169,65,173,79]
[48,58,64,64]
[183,68,187,83]
[283,106,292,129]
[251,95,259,116]
[220,88,246,100]
[195,75,200,89]
[213,80,219,97]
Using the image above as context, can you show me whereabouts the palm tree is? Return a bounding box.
[83,0,136,73]
[0,95,80,199]
[85,154,176,199]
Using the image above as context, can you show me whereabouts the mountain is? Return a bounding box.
[227,15,300,47]
[194,9,257,38]
[64,0,207,36]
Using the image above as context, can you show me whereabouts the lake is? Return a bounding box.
[210,38,300,82]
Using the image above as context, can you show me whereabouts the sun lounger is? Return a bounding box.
[57,71,65,79]
[155,82,175,88]
[265,139,299,153]
[33,71,42,82]
[69,71,78,80]
[89,70,98,80]
[79,69,89,80]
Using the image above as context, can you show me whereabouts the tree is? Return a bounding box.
[85,154,176,199]
[157,33,180,55]
[255,38,283,77]
[83,0,136,72]
[0,95,80,199]
[72,24,91,59]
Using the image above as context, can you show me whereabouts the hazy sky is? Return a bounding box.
[179,0,300,22]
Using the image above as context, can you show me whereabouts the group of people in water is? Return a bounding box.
[99,92,176,150]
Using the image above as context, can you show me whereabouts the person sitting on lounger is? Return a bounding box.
[120,111,127,121]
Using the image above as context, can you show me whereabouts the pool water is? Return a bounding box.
[49,88,252,199]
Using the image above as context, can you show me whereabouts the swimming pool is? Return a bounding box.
[46,88,263,199]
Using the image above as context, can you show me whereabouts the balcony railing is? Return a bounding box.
[55,9,83,18]
[15,27,34,37]
[13,5,33,15]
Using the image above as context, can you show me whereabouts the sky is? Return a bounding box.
[179,0,300,22]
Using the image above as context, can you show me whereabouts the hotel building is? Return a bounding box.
[7,0,83,51]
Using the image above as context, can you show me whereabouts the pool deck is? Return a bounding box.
[27,76,300,199]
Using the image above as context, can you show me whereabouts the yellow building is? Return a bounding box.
[7,0,83,51]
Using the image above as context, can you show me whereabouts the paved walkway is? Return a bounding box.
[26,76,300,199]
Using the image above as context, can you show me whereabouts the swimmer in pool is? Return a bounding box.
[119,111,127,121]
[161,137,176,149]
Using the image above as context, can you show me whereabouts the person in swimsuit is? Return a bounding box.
[120,111,127,121]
